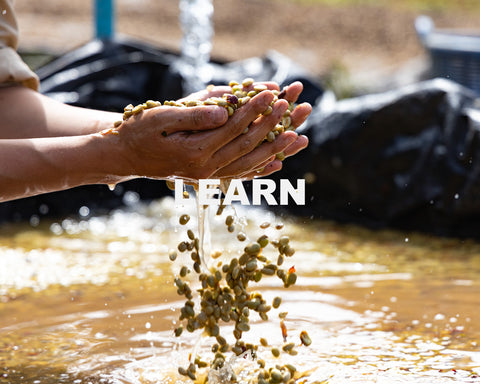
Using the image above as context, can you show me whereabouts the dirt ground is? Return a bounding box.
[13,0,480,93]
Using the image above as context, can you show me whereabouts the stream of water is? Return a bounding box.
[1,195,480,383]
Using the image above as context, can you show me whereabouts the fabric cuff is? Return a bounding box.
[0,46,39,91]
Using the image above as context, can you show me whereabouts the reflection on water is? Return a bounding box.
[1,196,480,383]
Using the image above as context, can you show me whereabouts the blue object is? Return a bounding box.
[94,0,114,39]
[416,15,480,94]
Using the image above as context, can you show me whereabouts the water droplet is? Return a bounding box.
[454,193,459,199]
[108,183,116,191]
[79,206,90,217]
[405,237,409,242]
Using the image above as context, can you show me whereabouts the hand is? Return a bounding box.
[210,81,311,179]
[111,81,311,182]
[110,88,285,181]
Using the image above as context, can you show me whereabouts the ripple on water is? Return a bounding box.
[1,197,480,383]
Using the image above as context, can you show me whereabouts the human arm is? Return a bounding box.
[0,85,120,138]
[0,84,308,202]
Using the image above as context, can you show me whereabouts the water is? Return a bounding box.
[1,197,480,383]
[175,0,214,95]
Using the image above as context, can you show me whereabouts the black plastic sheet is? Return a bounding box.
[0,37,322,223]
[4,37,480,238]
[274,78,480,238]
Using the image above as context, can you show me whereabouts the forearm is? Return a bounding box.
[0,134,131,202]
[0,85,121,139]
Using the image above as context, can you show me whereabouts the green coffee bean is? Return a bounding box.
[285,272,297,287]
[246,259,258,272]
[132,104,144,115]
[261,266,276,276]
[300,330,312,346]
[270,368,283,382]
[179,214,190,225]
[169,250,177,261]
[242,78,254,87]
[254,84,268,92]
[284,246,295,257]
[238,253,249,265]
[272,296,282,308]
[285,364,296,374]
[216,335,227,346]
[237,232,247,241]
[263,105,273,116]
[257,235,269,248]
[236,322,250,332]
[162,81,304,377]
[245,242,261,255]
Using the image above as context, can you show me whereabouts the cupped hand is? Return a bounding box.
[211,81,312,179]
[111,81,311,182]
[111,90,276,180]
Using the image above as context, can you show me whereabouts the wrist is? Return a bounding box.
[91,128,139,184]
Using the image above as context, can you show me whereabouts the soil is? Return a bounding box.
[13,0,480,92]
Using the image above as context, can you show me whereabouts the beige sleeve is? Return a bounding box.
[0,0,39,90]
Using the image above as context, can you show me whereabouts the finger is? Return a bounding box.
[283,134,309,157]
[147,105,228,135]
[213,155,275,179]
[213,131,298,178]
[242,160,283,179]
[200,90,276,154]
[290,102,312,129]
[236,134,308,179]
[209,98,288,167]
[279,82,304,104]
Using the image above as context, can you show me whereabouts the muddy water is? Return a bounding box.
[1,196,480,383]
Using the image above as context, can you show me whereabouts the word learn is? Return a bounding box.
[174,179,305,206]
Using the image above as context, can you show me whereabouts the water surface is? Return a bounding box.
[1,196,479,383]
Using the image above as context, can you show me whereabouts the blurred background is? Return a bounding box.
[14,0,480,97]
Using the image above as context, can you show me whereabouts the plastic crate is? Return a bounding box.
[416,15,480,94]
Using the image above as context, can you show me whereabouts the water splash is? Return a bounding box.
[207,350,256,384]
[176,0,214,94]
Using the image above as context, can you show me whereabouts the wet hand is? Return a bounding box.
[110,81,311,182]
[212,81,311,179]
[110,90,276,180]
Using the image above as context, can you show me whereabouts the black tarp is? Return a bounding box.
[0,37,322,223]
[3,37,480,239]
[273,78,480,238]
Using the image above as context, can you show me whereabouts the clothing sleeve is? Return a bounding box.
[0,0,39,90]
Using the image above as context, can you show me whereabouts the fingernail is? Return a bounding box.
[210,106,228,125]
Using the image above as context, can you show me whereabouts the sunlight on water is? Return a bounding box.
[1,196,480,383]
